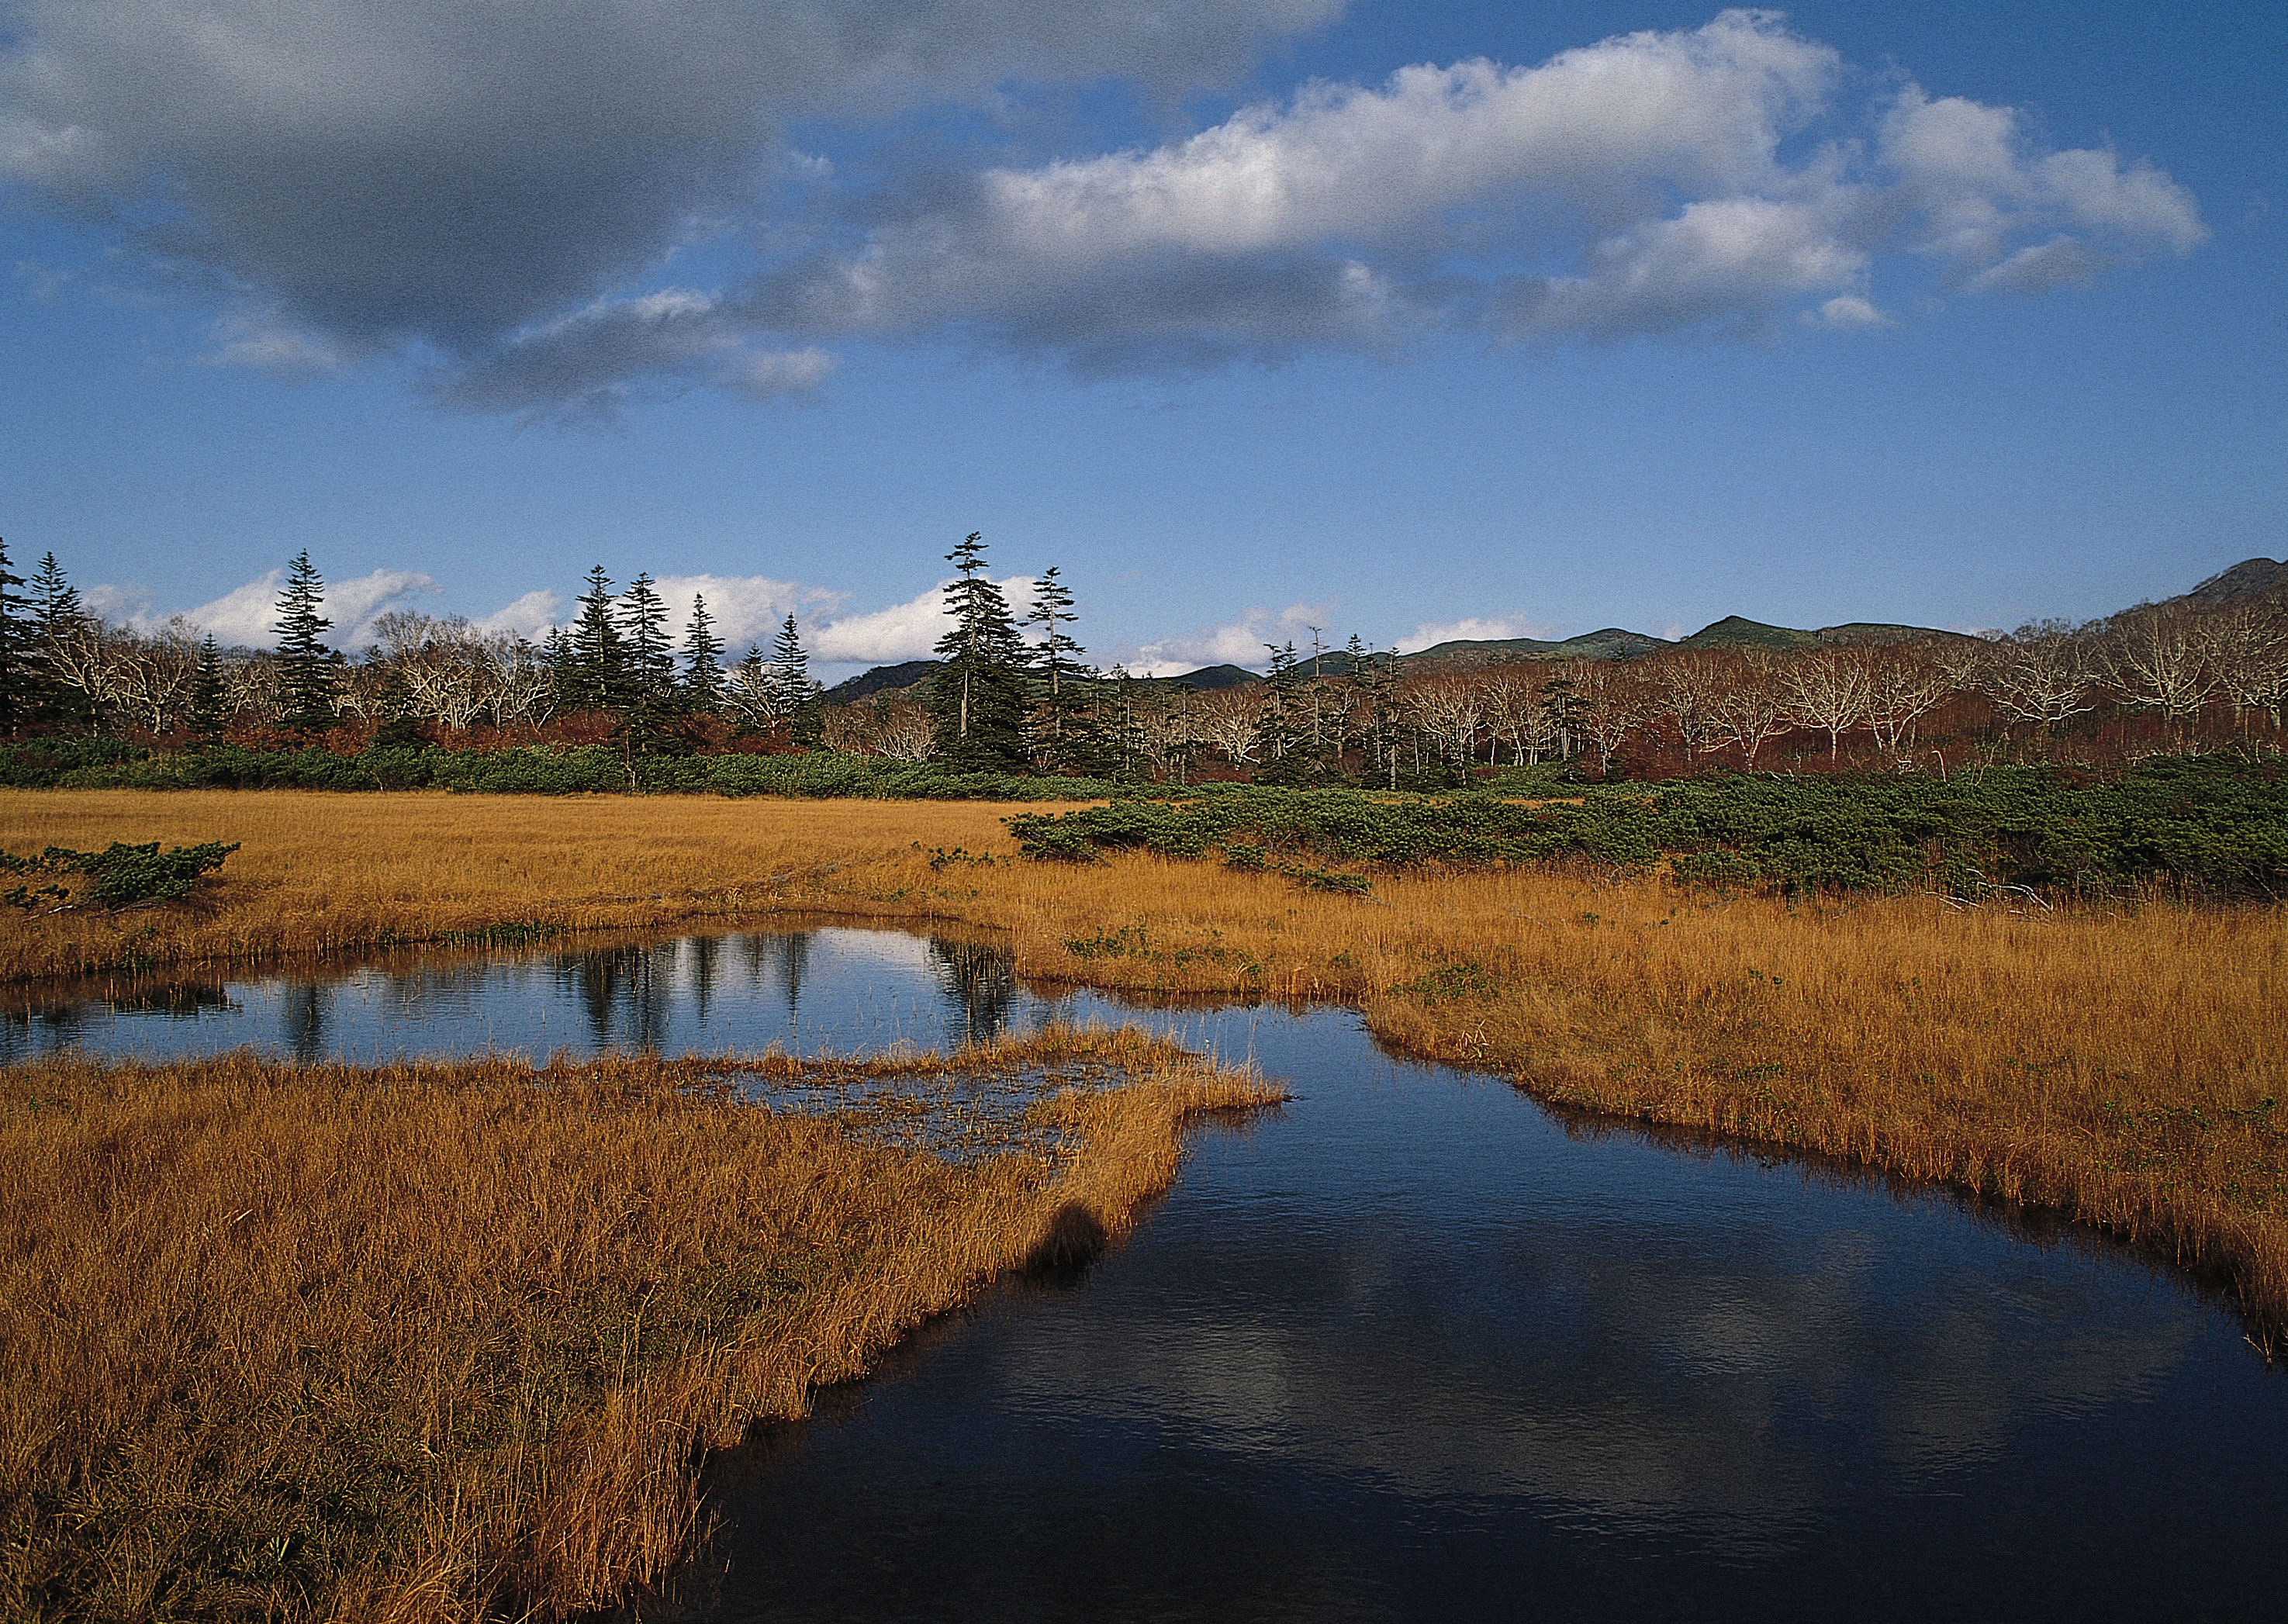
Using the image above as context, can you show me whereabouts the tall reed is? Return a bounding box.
[0,1031,1277,1620]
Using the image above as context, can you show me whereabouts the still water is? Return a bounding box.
[10,928,2285,1619]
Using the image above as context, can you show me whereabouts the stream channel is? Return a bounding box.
[11,924,2287,1619]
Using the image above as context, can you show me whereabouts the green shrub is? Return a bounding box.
[3,841,240,910]
[1004,759,2288,899]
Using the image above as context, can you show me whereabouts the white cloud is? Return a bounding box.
[0,0,1338,399]
[648,573,843,650]
[173,567,440,648]
[1398,616,1565,653]
[747,10,2203,369]
[89,566,441,648]
[1963,235,2100,294]
[810,575,1039,664]
[432,290,838,422]
[204,308,351,374]
[471,589,565,641]
[1121,601,1333,675]
[1806,293,1892,330]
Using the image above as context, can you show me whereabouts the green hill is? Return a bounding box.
[1677,616,1821,652]
[1406,627,1671,667]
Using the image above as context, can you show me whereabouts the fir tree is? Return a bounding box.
[0,538,25,737]
[273,550,337,732]
[26,552,89,729]
[620,573,673,703]
[927,532,1031,772]
[1021,565,1104,774]
[679,594,724,713]
[189,634,228,740]
[564,566,628,711]
[769,614,820,745]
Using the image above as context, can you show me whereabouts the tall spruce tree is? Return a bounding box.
[769,614,820,745]
[927,532,1031,772]
[25,551,88,730]
[189,634,228,739]
[0,539,25,737]
[679,594,724,713]
[1021,564,1102,774]
[564,566,628,711]
[617,572,676,755]
[620,574,672,701]
[273,550,337,732]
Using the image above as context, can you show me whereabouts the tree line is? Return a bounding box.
[4,532,2283,781]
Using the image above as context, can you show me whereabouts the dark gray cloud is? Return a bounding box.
[1,0,1339,356]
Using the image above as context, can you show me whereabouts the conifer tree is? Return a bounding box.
[189,634,228,739]
[927,532,1031,772]
[620,574,672,701]
[0,539,25,737]
[564,567,627,711]
[679,594,724,713]
[25,551,89,730]
[273,550,337,732]
[1022,564,1103,773]
[617,572,676,755]
[769,614,820,744]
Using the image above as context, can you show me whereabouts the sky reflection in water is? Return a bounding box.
[8,928,2283,1618]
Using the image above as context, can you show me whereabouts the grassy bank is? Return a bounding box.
[2,786,2283,1339]
[0,1028,1277,1621]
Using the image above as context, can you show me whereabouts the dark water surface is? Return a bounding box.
[11,928,2285,1619]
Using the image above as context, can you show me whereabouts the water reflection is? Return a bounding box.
[683,1007,2288,1622]
[929,936,1021,1044]
[5,924,2286,1619]
[0,926,1054,1065]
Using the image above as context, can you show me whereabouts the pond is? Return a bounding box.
[10,927,2285,1619]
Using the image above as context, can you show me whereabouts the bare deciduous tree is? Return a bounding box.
[1400,676,1484,767]
[1706,654,1788,768]
[1568,661,1643,772]
[1864,644,1949,755]
[1191,686,1263,765]
[1984,620,2098,727]
[1781,647,1872,759]
[2100,604,2215,722]
[2203,599,2288,730]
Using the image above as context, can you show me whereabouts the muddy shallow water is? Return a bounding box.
[11,927,2286,1619]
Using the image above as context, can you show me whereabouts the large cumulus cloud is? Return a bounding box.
[2,6,2204,416]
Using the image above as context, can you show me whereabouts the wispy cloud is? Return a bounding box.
[94,567,441,648]
[1397,615,1567,653]
[1120,601,1336,676]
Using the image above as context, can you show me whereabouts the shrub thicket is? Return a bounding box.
[1004,757,2288,899]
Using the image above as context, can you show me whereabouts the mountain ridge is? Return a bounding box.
[814,561,2274,699]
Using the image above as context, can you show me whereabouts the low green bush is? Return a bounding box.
[2,840,240,910]
[1003,758,2288,899]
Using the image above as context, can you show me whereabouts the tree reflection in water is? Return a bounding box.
[555,945,674,1052]
[929,938,1018,1045]
[281,980,327,1063]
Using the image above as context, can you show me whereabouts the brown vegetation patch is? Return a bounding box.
[2,790,2283,1364]
[0,1027,1278,1621]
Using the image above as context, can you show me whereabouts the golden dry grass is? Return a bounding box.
[3,786,2283,1318]
[0,1027,1280,1622]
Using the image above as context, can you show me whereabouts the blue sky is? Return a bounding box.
[3,1,2280,678]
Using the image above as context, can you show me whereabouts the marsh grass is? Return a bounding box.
[3,789,2283,1324]
[0,1026,1277,1621]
